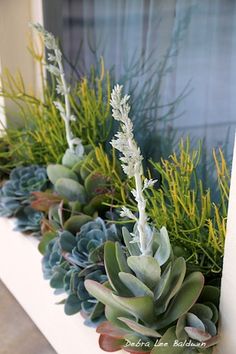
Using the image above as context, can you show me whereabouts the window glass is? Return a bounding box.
[45,0,236,173]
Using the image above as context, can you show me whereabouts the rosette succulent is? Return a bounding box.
[42,217,121,326]
[14,206,45,234]
[0,165,49,217]
[0,165,50,233]
[85,227,219,354]
[46,149,114,217]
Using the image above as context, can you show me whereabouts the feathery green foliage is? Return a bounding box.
[0,51,112,172]
[146,139,229,276]
[108,139,229,277]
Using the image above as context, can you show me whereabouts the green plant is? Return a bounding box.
[0,165,50,233]
[110,138,229,278]
[85,85,219,354]
[14,206,44,234]
[0,138,10,181]
[0,46,112,172]
[146,139,229,276]
[32,23,85,166]
[42,217,120,325]
[45,148,118,216]
[0,165,49,217]
[86,239,219,353]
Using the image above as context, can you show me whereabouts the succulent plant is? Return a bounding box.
[85,227,219,353]
[42,217,121,325]
[46,148,114,218]
[63,220,119,266]
[42,236,64,280]
[0,165,50,233]
[14,206,44,234]
[84,85,219,353]
[0,165,49,217]
[35,196,95,254]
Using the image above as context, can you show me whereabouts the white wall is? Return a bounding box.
[0,0,43,124]
[217,133,236,354]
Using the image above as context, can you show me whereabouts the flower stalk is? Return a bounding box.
[110,85,156,255]
[31,23,83,156]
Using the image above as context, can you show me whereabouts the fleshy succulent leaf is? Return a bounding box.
[50,267,66,289]
[83,194,109,215]
[203,302,218,324]
[155,272,204,329]
[97,321,129,336]
[85,280,130,314]
[105,305,136,330]
[104,241,132,295]
[201,319,217,337]
[190,304,213,321]
[31,191,62,212]
[203,336,219,349]
[84,171,109,196]
[198,286,220,307]
[47,164,78,184]
[151,327,186,354]
[176,315,188,340]
[122,227,141,256]
[38,231,57,254]
[115,242,131,273]
[184,327,211,342]
[155,257,186,314]
[59,231,76,252]
[64,293,82,315]
[154,263,172,301]
[63,214,93,234]
[154,227,171,266]
[127,256,161,290]
[55,178,87,203]
[112,294,156,324]
[186,313,205,331]
[99,334,125,352]
[88,301,105,322]
[118,317,161,338]
[62,149,83,169]
[118,272,154,298]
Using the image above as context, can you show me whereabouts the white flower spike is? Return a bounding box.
[31,23,84,157]
[110,84,153,255]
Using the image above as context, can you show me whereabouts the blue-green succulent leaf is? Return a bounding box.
[64,293,82,315]
[155,272,204,330]
[118,272,154,298]
[55,178,87,203]
[184,327,211,342]
[104,241,132,295]
[186,313,205,331]
[47,164,78,184]
[122,227,141,256]
[59,231,76,252]
[112,293,156,324]
[154,226,171,266]
[127,255,161,290]
[115,242,131,273]
[118,317,161,338]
